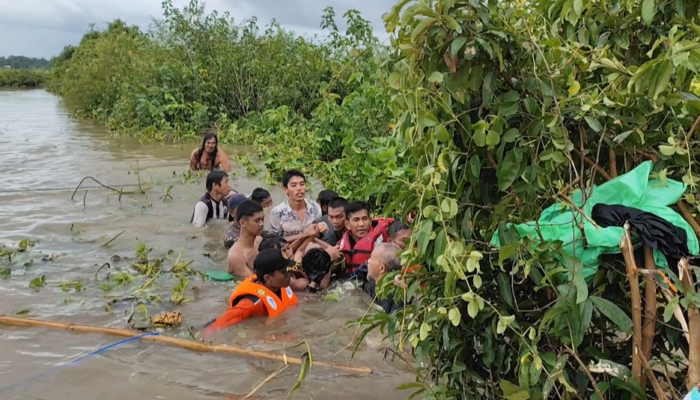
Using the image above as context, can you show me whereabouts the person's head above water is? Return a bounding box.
[388,220,411,250]
[368,242,402,281]
[236,200,265,237]
[254,249,296,290]
[302,248,332,285]
[317,189,338,215]
[327,197,348,233]
[345,201,372,239]
[258,233,293,259]
[250,187,272,208]
[282,169,306,203]
[196,130,219,170]
[227,194,248,221]
[206,170,230,198]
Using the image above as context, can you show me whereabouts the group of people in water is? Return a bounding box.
[187,132,416,334]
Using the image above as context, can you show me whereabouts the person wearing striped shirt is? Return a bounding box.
[191,170,231,228]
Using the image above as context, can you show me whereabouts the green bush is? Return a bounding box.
[0,69,47,87]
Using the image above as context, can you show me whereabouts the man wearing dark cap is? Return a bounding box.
[223,194,250,249]
[203,248,299,331]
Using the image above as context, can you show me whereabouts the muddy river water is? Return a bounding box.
[0,90,413,400]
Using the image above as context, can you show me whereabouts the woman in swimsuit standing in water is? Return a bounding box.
[190,130,232,173]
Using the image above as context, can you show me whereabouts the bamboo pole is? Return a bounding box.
[620,223,643,400]
[640,246,657,390]
[679,259,700,391]
[0,315,372,375]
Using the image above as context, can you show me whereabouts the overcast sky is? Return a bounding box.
[0,0,395,59]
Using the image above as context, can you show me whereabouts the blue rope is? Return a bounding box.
[0,332,160,393]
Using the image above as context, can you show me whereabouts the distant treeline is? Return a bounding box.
[0,56,51,69]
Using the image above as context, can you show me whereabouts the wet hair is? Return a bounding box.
[282,169,306,188]
[317,190,338,213]
[195,131,218,170]
[328,197,348,211]
[258,233,288,251]
[375,243,402,272]
[250,187,271,204]
[345,201,371,219]
[205,170,228,192]
[236,200,263,221]
[388,220,411,239]
[302,248,332,285]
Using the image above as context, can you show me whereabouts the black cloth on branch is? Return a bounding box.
[591,204,691,267]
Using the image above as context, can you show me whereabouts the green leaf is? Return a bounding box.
[448,308,461,326]
[473,128,486,147]
[324,292,341,301]
[473,274,482,288]
[498,102,519,117]
[573,0,583,16]
[427,71,444,84]
[469,155,481,178]
[486,130,500,146]
[497,272,514,307]
[419,321,430,340]
[590,296,633,334]
[497,315,515,334]
[503,128,519,143]
[572,270,588,305]
[641,0,656,26]
[467,300,479,318]
[29,275,45,288]
[659,145,677,156]
[497,150,521,191]
[419,111,438,127]
[651,60,672,100]
[416,219,433,257]
[0,267,10,279]
[523,98,538,114]
[500,380,530,400]
[434,124,450,143]
[450,37,467,55]
[584,116,602,132]
[664,296,680,322]
[466,251,482,272]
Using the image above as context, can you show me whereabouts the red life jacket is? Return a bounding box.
[340,217,392,275]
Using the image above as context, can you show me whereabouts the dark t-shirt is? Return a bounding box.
[319,215,344,246]
[355,263,403,314]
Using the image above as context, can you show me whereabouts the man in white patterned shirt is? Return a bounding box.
[270,170,325,242]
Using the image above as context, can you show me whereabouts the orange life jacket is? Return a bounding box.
[228,275,298,318]
[340,217,392,275]
[404,264,422,273]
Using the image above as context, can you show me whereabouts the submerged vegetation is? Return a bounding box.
[44,0,700,398]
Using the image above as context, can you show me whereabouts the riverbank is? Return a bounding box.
[0,69,47,88]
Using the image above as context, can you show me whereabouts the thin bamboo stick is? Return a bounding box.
[640,246,657,390]
[620,223,643,400]
[0,315,372,375]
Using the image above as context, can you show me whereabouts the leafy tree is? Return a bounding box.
[0,56,50,69]
[357,0,700,398]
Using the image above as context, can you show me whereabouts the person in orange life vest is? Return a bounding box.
[339,201,390,279]
[202,249,299,332]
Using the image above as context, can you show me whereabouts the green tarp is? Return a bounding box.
[490,161,699,280]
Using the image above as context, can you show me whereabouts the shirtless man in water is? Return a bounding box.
[227,200,265,278]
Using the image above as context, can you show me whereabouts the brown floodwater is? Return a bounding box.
[0,89,413,399]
